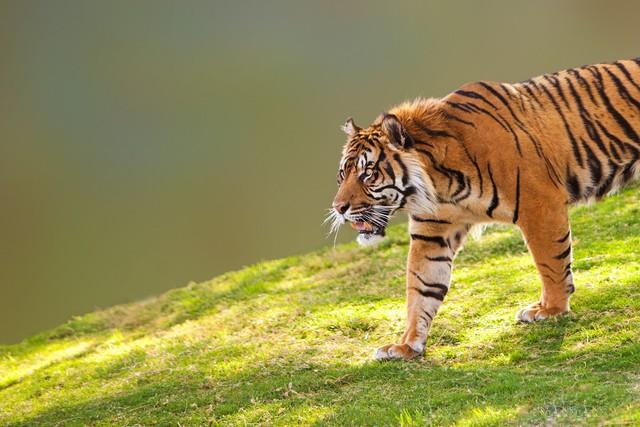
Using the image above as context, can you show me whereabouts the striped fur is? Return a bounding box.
[331,58,640,360]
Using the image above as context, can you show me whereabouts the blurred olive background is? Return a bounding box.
[1,1,638,343]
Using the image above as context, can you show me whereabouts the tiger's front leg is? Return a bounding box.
[374,218,469,361]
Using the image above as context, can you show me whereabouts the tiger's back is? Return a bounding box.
[445,58,640,207]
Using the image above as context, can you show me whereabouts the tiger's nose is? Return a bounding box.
[333,201,350,215]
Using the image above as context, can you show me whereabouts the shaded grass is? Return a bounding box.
[1,185,640,426]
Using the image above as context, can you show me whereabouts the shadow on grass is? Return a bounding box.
[10,326,639,426]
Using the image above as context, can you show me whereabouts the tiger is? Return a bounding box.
[328,58,640,361]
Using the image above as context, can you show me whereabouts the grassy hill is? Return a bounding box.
[1,186,640,426]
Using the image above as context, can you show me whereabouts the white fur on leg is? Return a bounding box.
[357,233,385,247]
[373,346,389,360]
[516,305,548,322]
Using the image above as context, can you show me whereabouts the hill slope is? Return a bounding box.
[2,186,640,426]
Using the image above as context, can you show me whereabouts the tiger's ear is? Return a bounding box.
[341,117,360,137]
[382,113,414,149]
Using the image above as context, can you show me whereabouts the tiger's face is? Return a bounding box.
[328,114,433,246]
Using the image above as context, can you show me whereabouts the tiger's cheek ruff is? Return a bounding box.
[398,151,437,215]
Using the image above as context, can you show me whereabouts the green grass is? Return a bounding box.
[2,186,640,426]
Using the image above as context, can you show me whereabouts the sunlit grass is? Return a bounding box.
[1,186,640,426]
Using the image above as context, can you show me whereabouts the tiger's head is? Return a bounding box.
[328,113,435,246]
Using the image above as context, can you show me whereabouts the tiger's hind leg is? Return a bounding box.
[516,204,574,322]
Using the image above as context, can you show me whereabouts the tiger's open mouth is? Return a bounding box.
[350,221,386,237]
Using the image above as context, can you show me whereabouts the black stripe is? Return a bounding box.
[413,138,435,149]
[411,287,445,301]
[426,255,453,263]
[414,148,466,197]
[452,176,473,203]
[500,83,516,100]
[446,101,507,132]
[595,119,628,156]
[521,81,543,108]
[614,61,640,93]
[463,147,483,198]
[410,272,448,301]
[567,68,599,106]
[414,148,453,189]
[446,101,511,136]
[411,272,449,293]
[515,88,528,112]
[483,82,532,135]
[486,163,499,217]
[414,122,455,139]
[514,87,528,112]
[596,159,620,200]
[565,166,582,202]
[603,66,640,111]
[512,167,520,224]
[393,153,409,186]
[608,141,623,163]
[421,310,433,321]
[454,89,499,110]
[581,139,603,193]
[538,262,560,274]
[554,245,572,260]
[443,112,477,128]
[446,101,475,114]
[411,216,452,224]
[447,100,524,155]
[544,75,571,110]
[459,102,511,132]
[373,184,406,194]
[478,82,517,116]
[503,98,544,158]
[564,77,610,157]
[446,166,468,198]
[542,154,563,189]
[556,230,571,243]
[537,82,584,167]
[621,143,640,183]
[411,234,448,248]
[586,65,640,144]
[398,185,417,209]
[478,83,530,156]
[383,161,396,183]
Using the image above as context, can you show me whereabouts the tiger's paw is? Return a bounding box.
[373,343,421,361]
[516,302,569,322]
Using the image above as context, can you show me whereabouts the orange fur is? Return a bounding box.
[332,59,640,360]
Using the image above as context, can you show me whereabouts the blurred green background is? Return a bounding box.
[1,1,638,343]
